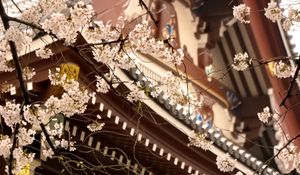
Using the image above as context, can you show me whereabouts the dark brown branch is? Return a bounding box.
[280,59,300,108]
[0,2,30,174]
[0,4,30,105]
[11,0,22,14]
[257,133,300,174]
[139,0,158,27]
[0,2,62,174]
[77,36,127,48]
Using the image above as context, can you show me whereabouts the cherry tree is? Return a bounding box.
[0,0,189,174]
[0,0,299,175]
[227,1,300,174]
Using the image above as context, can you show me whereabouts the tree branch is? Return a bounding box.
[0,2,62,174]
[280,59,300,108]
[139,0,158,27]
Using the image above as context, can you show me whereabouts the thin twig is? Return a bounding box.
[280,59,300,108]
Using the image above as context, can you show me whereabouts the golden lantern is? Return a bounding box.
[59,63,80,80]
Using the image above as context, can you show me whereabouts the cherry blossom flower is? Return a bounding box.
[42,13,77,45]
[0,40,13,72]
[12,148,35,174]
[188,131,212,151]
[42,148,54,159]
[4,26,32,51]
[21,6,42,24]
[257,106,271,124]
[92,44,120,66]
[47,69,91,117]
[83,20,120,42]
[264,2,283,22]
[275,143,298,162]
[0,81,13,93]
[0,54,13,72]
[0,101,21,128]
[150,86,163,98]
[44,80,90,117]
[87,121,105,132]
[22,67,36,80]
[128,21,184,65]
[39,0,67,15]
[127,84,145,103]
[96,75,110,94]
[0,136,12,159]
[282,19,293,31]
[24,104,52,125]
[17,127,36,147]
[274,60,293,78]
[216,153,236,172]
[70,1,94,30]
[35,47,53,59]
[288,8,300,22]
[232,52,251,71]
[233,4,251,24]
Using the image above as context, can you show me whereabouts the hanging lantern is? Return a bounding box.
[59,63,80,80]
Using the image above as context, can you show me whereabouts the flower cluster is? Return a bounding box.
[40,1,95,45]
[54,138,76,151]
[127,84,145,103]
[233,4,251,24]
[35,47,53,59]
[0,135,12,158]
[24,104,52,125]
[264,2,283,22]
[0,40,13,72]
[4,26,32,51]
[41,122,75,158]
[96,75,110,94]
[0,101,21,128]
[10,148,34,174]
[216,153,236,172]
[275,143,298,162]
[39,0,67,15]
[22,67,36,80]
[274,60,293,78]
[42,12,78,45]
[232,52,251,71]
[48,68,66,85]
[82,19,121,43]
[45,123,64,139]
[257,106,272,124]
[187,131,212,151]
[17,127,36,147]
[42,148,54,159]
[21,6,42,24]
[0,81,13,93]
[47,68,91,116]
[264,2,300,31]
[283,7,300,31]
[45,79,90,117]
[92,44,135,70]
[234,2,300,31]
[70,1,94,30]
[87,121,105,132]
[128,21,184,65]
